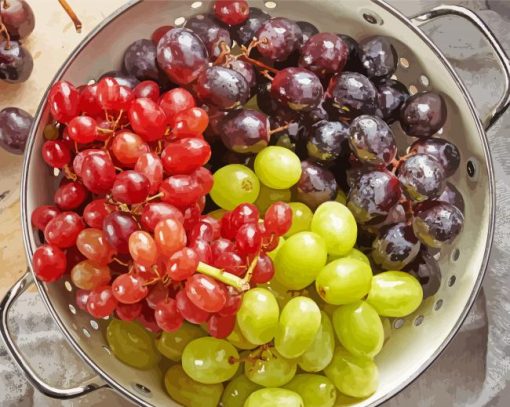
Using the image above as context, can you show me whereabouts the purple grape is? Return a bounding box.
[294,160,338,210]
[412,201,464,248]
[299,33,349,78]
[0,40,33,83]
[409,137,460,177]
[377,79,409,123]
[219,109,270,153]
[98,70,140,89]
[271,67,323,112]
[437,182,464,214]
[337,34,364,73]
[348,115,397,166]
[0,0,35,40]
[256,17,303,61]
[156,28,208,85]
[0,107,33,154]
[398,154,446,202]
[347,170,401,224]
[103,211,139,254]
[400,92,447,138]
[256,80,299,122]
[226,59,256,89]
[123,39,159,81]
[296,21,319,47]
[306,120,348,163]
[185,15,231,60]
[372,222,421,270]
[230,7,269,46]
[360,36,397,80]
[195,66,249,110]
[404,251,441,299]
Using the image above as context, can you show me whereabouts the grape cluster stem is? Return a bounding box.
[57,0,82,33]
[0,22,11,50]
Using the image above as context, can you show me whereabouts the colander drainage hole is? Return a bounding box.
[393,319,405,329]
[90,320,99,330]
[133,383,152,397]
[451,248,460,262]
[174,17,186,26]
[419,74,430,87]
[434,299,443,311]
[264,1,276,9]
[414,315,424,327]
[361,10,383,25]
[399,57,410,69]
[448,275,456,287]
[467,159,478,180]
[64,281,73,292]
[68,304,76,314]
[82,328,91,338]
[409,85,418,95]
[102,346,112,355]
[191,1,202,9]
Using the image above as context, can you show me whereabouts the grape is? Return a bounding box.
[98,70,139,89]
[324,347,378,399]
[133,80,160,101]
[254,146,302,189]
[81,154,116,195]
[438,182,465,214]
[41,140,71,168]
[306,120,348,163]
[156,28,208,85]
[128,98,167,142]
[377,79,409,123]
[166,247,199,281]
[86,285,117,318]
[398,154,446,202]
[111,131,150,166]
[0,40,33,83]
[97,77,134,111]
[271,68,323,112]
[256,18,303,61]
[0,107,33,154]
[112,273,148,305]
[210,164,260,210]
[400,91,447,137]
[0,0,35,39]
[227,59,256,89]
[293,161,337,210]
[245,348,297,387]
[112,171,150,205]
[44,212,85,249]
[185,274,226,313]
[366,271,423,317]
[299,311,335,372]
[235,223,262,255]
[70,260,111,290]
[326,72,379,117]
[47,81,80,123]
[76,228,115,265]
[182,337,239,384]
[185,15,231,60]
[31,205,60,231]
[372,222,420,270]
[404,250,441,298]
[227,321,257,350]
[299,33,348,77]
[32,245,67,282]
[264,202,292,236]
[123,39,159,81]
[255,184,291,214]
[155,298,184,332]
[360,36,397,79]
[274,231,327,290]
[348,115,397,166]
[284,374,337,407]
[244,388,303,407]
[275,296,321,359]
[116,302,142,322]
[214,0,249,25]
[196,66,249,110]
[156,322,205,361]
[208,313,236,339]
[338,34,364,72]
[159,88,196,126]
[219,109,270,153]
[176,290,210,324]
[409,137,460,177]
[128,231,158,267]
[332,301,383,358]
[154,218,186,257]
[103,211,139,254]
[412,201,464,247]
[230,7,269,46]
[161,138,211,175]
[159,174,203,209]
[347,170,401,224]
[285,202,313,237]
[221,374,262,407]
[237,287,279,345]
[140,202,183,232]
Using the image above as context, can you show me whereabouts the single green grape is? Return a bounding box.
[335,190,347,205]
[237,288,279,345]
[245,348,297,387]
[299,311,335,372]
[284,374,337,407]
[328,248,370,265]
[254,146,302,189]
[255,183,291,214]
[227,322,258,350]
[156,323,205,362]
[207,208,228,220]
[311,201,357,257]
[106,319,160,370]
[285,202,313,237]
[324,347,379,399]
[274,231,327,290]
[181,337,239,384]
[366,271,423,317]
[221,374,262,407]
[244,388,304,407]
[164,365,223,407]
[210,164,260,210]
[267,236,285,262]
[332,301,384,358]
[275,296,322,359]
[315,258,373,305]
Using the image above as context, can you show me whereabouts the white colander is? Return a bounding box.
[1,1,509,406]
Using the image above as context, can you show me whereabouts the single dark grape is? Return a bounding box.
[226,59,256,89]
[219,109,270,153]
[372,222,421,270]
[296,21,319,47]
[0,40,33,83]
[359,36,397,80]
[398,154,446,202]
[230,7,269,46]
[256,17,303,61]
[195,66,249,110]
[412,201,464,248]
[306,120,348,163]
[437,182,465,214]
[98,70,140,89]
[299,33,348,78]
[123,39,159,81]
[404,251,441,299]
[256,80,299,122]
[185,15,231,60]
[337,34,364,73]
[377,79,409,123]
[400,91,447,137]
[347,170,401,224]
[409,137,460,177]
[0,107,33,154]
[293,160,338,210]
[348,115,397,166]
[0,0,35,40]
[271,67,323,112]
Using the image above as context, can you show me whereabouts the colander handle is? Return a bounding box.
[0,270,108,399]
[410,5,510,130]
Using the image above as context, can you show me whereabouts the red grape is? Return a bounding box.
[251,253,275,284]
[81,154,116,194]
[48,81,80,123]
[160,174,203,209]
[135,152,164,194]
[111,131,150,166]
[83,199,113,229]
[154,218,187,258]
[112,273,148,304]
[161,138,211,175]
[70,260,111,290]
[97,77,134,111]
[128,98,167,142]
[166,247,199,281]
[31,205,60,231]
[208,314,236,339]
[76,228,115,265]
[213,251,246,277]
[133,80,160,102]
[210,238,235,259]
[173,107,209,138]
[44,212,85,249]
[231,203,259,229]
[86,286,117,318]
[32,245,67,282]
[79,84,102,116]
[41,140,71,168]
[214,0,249,26]
[155,298,184,332]
[112,171,151,204]
[67,116,98,144]
[200,215,221,240]
[185,274,227,313]
[189,221,214,244]
[103,211,139,254]
[128,230,158,267]
[188,239,212,264]
[256,18,303,62]
[75,289,90,311]
[54,181,89,211]
[193,167,214,195]
[159,88,195,126]
[151,25,173,45]
[264,202,292,236]
[146,282,169,309]
[218,288,243,317]
[140,202,183,232]
[175,290,210,324]
[235,223,262,256]
[220,212,236,240]
[116,302,143,321]
[73,149,109,177]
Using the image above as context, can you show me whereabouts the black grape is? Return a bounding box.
[123,39,159,81]
[400,91,447,138]
[398,154,446,202]
[0,40,33,83]
[0,107,33,154]
[372,222,421,270]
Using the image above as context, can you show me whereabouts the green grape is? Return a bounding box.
[274,231,327,290]
[221,374,262,407]
[285,202,313,237]
[254,146,302,189]
[332,301,383,358]
[245,388,304,407]
[311,201,357,257]
[329,248,370,265]
[315,258,372,305]
[299,311,335,372]
[335,190,347,205]
[156,323,205,362]
[255,183,291,214]
[210,164,260,210]
[207,208,227,220]
[106,319,160,370]
[267,236,285,262]
[164,365,223,407]
[181,337,239,384]
[324,347,379,399]
[285,374,337,407]
[382,317,391,343]
[366,271,423,317]
[275,296,321,359]
[245,348,297,387]
[227,322,258,350]
[237,288,279,345]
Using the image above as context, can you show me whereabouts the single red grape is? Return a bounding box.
[67,116,98,144]
[116,301,143,321]
[189,221,214,244]
[112,273,148,304]
[161,138,211,175]
[159,88,195,126]
[128,230,159,267]
[159,174,203,209]
[133,80,160,102]
[220,211,236,240]
[193,167,214,195]
[140,202,183,232]
[54,181,89,211]
[166,247,199,281]
[155,298,184,332]
[188,238,212,264]
[251,253,275,284]
[210,238,235,259]
[173,107,209,138]
[79,84,102,116]
[72,149,109,177]
[32,244,67,282]
[135,152,164,194]
[81,154,116,194]
[112,170,151,204]
[31,205,60,231]
[185,274,227,313]
[208,314,236,339]
[213,251,246,277]
[235,223,262,256]
[44,212,85,249]
[231,203,259,229]
[154,218,187,258]
[128,98,167,142]
[86,286,117,318]
[200,215,221,240]
[264,202,292,236]
[48,81,80,123]
[76,228,115,265]
[83,199,113,229]
[102,211,139,254]
[111,131,150,167]
[97,77,134,111]
[41,140,71,168]
[175,290,210,324]
[214,0,249,26]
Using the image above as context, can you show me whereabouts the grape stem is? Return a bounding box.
[196,262,250,291]
[62,164,77,181]
[260,69,274,81]
[57,0,83,33]
[2,0,8,8]
[242,253,260,285]
[214,41,232,66]
[0,22,11,50]
[239,38,279,74]
[269,123,290,135]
